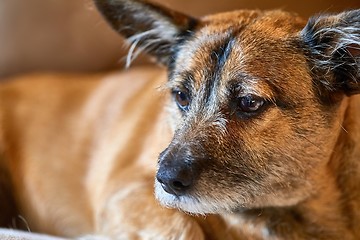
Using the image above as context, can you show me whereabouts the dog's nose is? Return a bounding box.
[156,165,193,196]
[156,144,204,196]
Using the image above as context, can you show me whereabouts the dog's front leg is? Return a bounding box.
[94,168,205,240]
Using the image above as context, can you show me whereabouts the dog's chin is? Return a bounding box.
[155,181,309,215]
[154,181,235,215]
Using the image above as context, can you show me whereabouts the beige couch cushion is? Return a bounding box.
[0,229,66,240]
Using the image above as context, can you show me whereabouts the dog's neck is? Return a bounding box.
[221,182,351,239]
[288,95,360,239]
[327,95,360,237]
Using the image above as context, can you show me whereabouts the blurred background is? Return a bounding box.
[0,0,359,79]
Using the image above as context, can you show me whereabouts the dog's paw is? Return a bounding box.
[95,183,205,240]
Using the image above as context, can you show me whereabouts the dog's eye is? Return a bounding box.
[237,95,265,113]
[174,91,190,111]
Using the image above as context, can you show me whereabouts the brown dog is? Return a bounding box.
[1,0,360,239]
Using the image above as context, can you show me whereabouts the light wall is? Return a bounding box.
[0,0,359,78]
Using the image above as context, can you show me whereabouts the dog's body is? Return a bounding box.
[1,0,360,239]
[0,69,175,237]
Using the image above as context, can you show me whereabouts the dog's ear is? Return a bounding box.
[301,10,360,96]
[94,0,197,66]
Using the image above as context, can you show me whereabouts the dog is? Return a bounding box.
[0,0,359,239]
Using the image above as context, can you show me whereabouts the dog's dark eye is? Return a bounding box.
[237,95,265,113]
[174,91,190,111]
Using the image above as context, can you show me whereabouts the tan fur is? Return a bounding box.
[1,1,360,239]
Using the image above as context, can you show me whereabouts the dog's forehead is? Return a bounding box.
[171,10,310,101]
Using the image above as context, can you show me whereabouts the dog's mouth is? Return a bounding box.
[154,165,313,215]
[154,179,212,214]
[154,141,311,214]
[154,178,241,214]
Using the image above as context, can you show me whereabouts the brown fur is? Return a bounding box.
[0,0,360,239]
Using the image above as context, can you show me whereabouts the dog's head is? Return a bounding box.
[95,0,360,214]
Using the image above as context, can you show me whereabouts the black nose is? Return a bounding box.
[156,165,193,196]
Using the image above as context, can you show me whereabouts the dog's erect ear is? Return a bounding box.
[94,0,197,66]
[301,10,360,96]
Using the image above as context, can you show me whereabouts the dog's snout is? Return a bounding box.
[156,166,193,195]
[156,147,198,196]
